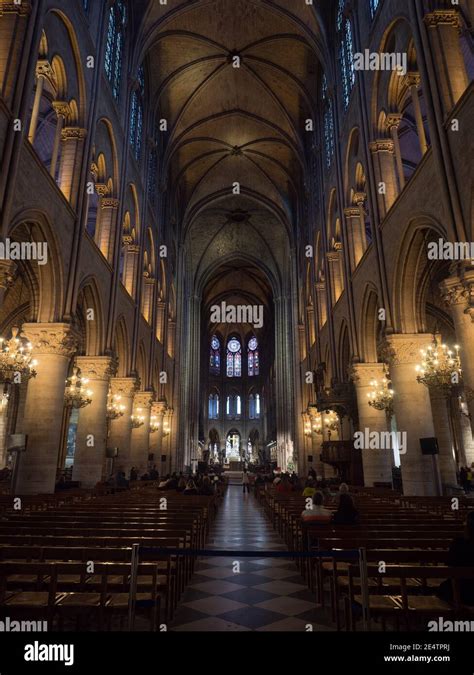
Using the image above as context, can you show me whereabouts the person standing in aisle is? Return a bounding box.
[242,469,250,495]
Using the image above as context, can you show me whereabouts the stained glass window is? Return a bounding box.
[338,0,355,110]
[210,335,220,374]
[104,1,127,100]
[208,393,219,419]
[226,338,242,377]
[322,75,335,168]
[129,65,144,162]
[248,336,259,376]
[147,147,158,205]
[370,0,380,18]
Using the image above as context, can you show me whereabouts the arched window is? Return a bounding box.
[322,75,335,168]
[369,0,380,18]
[104,0,126,100]
[226,337,241,377]
[130,65,144,161]
[235,395,241,417]
[247,336,259,376]
[210,335,220,375]
[256,393,261,418]
[338,1,355,110]
[208,393,219,420]
[83,0,89,11]
[249,393,261,419]
[226,396,231,417]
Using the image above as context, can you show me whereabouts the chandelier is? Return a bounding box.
[150,415,159,433]
[304,417,312,437]
[415,338,462,395]
[163,419,170,437]
[0,327,37,383]
[367,376,394,416]
[106,392,125,420]
[64,367,93,409]
[323,411,339,432]
[131,408,145,429]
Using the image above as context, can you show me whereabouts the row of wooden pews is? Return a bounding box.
[0,484,223,630]
[257,485,474,631]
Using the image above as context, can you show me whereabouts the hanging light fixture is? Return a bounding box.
[304,417,312,437]
[415,338,462,395]
[0,327,37,383]
[106,391,125,420]
[323,411,339,432]
[367,375,394,416]
[150,415,159,433]
[64,367,93,409]
[162,418,170,437]
[131,408,145,429]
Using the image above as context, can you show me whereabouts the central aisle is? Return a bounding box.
[170,485,331,631]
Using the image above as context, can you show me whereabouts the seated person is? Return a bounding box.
[301,491,332,522]
[302,478,316,498]
[332,493,358,525]
[438,511,474,605]
[158,475,170,489]
[183,479,198,495]
[276,475,292,493]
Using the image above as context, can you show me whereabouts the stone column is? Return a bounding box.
[58,127,87,208]
[386,114,405,191]
[440,270,474,425]
[108,377,137,472]
[424,10,469,116]
[344,206,365,271]
[429,390,458,487]
[50,102,69,179]
[123,243,140,298]
[151,399,167,467]
[72,356,116,488]
[97,197,119,263]
[315,281,327,327]
[385,334,437,496]
[406,73,428,155]
[129,391,153,474]
[351,364,394,486]
[327,249,343,304]
[369,139,398,217]
[16,323,78,494]
[167,320,176,358]
[156,301,166,342]
[27,60,52,144]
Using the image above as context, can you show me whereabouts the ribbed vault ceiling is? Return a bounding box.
[138,0,326,290]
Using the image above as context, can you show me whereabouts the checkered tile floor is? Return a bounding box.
[169,485,334,631]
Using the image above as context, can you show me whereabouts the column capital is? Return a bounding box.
[21,323,79,357]
[133,391,153,409]
[381,333,433,366]
[344,206,360,218]
[61,127,87,141]
[369,139,395,154]
[405,72,421,89]
[75,356,117,381]
[386,113,403,131]
[424,10,461,30]
[95,183,108,198]
[110,377,139,398]
[350,362,387,386]
[100,197,119,210]
[151,399,167,416]
[52,101,71,119]
[36,59,53,80]
[327,249,341,263]
[0,0,32,16]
